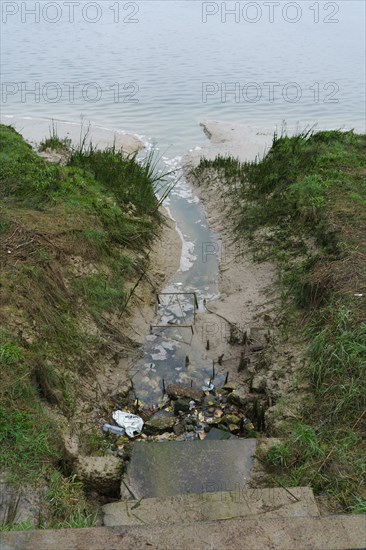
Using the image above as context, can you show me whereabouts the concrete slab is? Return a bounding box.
[121,439,257,499]
[103,486,319,527]
[2,515,365,550]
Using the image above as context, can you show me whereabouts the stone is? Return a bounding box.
[227,387,247,407]
[206,416,222,426]
[120,439,257,499]
[144,416,176,435]
[167,384,203,401]
[228,424,240,433]
[173,421,185,436]
[222,414,241,425]
[75,456,122,495]
[202,396,217,407]
[173,398,191,415]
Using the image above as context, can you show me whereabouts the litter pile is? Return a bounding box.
[102,380,267,454]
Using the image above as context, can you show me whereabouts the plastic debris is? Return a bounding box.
[102,423,125,436]
[189,400,196,410]
[201,379,215,392]
[112,411,144,438]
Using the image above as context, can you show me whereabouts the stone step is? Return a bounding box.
[2,515,365,550]
[121,438,257,500]
[103,486,319,527]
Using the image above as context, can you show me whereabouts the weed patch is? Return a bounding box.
[191,129,366,511]
[0,123,168,528]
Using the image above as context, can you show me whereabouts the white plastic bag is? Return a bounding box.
[202,380,215,392]
[112,411,144,438]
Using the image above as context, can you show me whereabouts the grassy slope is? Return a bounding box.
[0,125,163,528]
[191,130,366,513]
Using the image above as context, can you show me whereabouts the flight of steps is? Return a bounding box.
[99,438,365,549]
[1,439,365,549]
[105,438,319,526]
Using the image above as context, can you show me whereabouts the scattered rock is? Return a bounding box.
[174,398,191,415]
[222,414,241,425]
[228,423,240,433]
[173,421,185,436]
[202,396,217,407]
[227,387,247,407]
[167,383,203,401]
[144,416,176,435]
[184,416,198,428]
[206,416,222,426]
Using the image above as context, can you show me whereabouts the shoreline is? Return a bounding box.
[0,115,145,156]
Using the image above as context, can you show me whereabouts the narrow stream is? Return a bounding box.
[130,158,225,405]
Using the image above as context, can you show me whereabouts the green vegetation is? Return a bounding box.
[45,471,97,528]
[191,129,366,512]
[0,124,169,529]
[39,122,71,153]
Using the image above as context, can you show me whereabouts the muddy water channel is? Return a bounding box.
[130,164,226,406]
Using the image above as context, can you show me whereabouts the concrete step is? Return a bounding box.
[2,515,365,550]
[103,486,319,527]
[121,438,257,499]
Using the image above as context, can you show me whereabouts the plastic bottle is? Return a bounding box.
[102,423,125,436]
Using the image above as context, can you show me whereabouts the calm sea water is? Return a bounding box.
[1,0,365,154]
